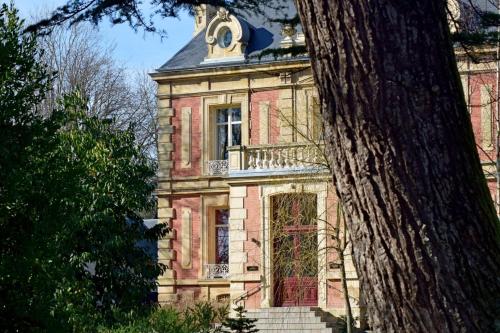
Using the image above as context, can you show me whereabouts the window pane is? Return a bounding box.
[298,233,318,277]
[273,194,317,227]
[216,125,228,159]
[216,209,229,225]
[217,109,228,123]
[274,235,295,277]
[216,227,229,264]
[231,124,241,146]
[230,108,241,122]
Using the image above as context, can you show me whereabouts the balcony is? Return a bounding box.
[205,263,230,279]
[226,143,328,177]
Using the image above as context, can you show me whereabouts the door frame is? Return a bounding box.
[271,193,318,307]
[259,183,328,309]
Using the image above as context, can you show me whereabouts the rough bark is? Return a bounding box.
[295,1,500,332]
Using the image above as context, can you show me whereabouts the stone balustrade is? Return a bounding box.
[246,144,325,170]
[206,144,327,177]
[227,144,327,176]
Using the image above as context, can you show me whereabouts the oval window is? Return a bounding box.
[218,28,232,48]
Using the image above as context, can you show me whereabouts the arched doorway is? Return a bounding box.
[271,193,318,306]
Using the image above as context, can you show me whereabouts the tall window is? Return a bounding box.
[215,209,229,264]
[215,107,241,160]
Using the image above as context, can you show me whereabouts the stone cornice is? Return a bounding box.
[150,59,310,82]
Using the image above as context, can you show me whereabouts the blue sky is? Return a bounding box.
[8,0,194,72]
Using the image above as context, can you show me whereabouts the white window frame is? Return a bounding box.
[214,107,242,160]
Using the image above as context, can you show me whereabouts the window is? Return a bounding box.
[218,27,232,48]
[215,209,229,264]
[215,107,241,160]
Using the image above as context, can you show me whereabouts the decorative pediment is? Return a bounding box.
[202,8,250,63]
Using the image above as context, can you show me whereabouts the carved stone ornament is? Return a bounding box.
[203,7,250,63]
[217,8,230,21]
[281,24,297,38]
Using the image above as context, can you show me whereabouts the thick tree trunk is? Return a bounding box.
[295,1,500,332]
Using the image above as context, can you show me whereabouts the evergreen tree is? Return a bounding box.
[27,0,500,330]
[222,306,258,333]
[0,5,167,332]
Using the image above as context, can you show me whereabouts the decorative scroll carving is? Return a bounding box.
[217,8,230,21]
[281,24,297,38]
[203,8,250,62]
[205,264,230,279]
[207,160,229,176]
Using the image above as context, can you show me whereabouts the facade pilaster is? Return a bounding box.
[228,186,248,304]
[157,95,178,305]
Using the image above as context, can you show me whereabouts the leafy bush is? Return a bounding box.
[0,5,166,332]
[99,300,229,333]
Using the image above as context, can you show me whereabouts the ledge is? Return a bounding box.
[229,166,328,178]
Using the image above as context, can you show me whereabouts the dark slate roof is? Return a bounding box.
[156,3,307,72]
[158,29,208,71]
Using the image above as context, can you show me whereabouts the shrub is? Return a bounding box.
[221,305,258,333]
[99,300,229,333]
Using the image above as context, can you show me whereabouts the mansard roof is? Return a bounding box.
[156,5,307,72]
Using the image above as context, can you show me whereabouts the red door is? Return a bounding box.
[272,194,318,307]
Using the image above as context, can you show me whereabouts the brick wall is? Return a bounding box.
[467,73,497,163]
[171,195,201,279]
[244,185,261,272]
[171,97,202,177]
[244,282,261,309]
[250,90,280,145]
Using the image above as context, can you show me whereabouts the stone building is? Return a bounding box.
[149,2,498,329]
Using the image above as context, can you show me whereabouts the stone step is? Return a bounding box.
[250,329,333,333]
[247,306,318,313]
[247,311,319,319]
[254,322,334,330]
[250,316,324,324]
[243,307,340,333]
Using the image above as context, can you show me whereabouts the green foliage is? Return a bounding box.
[0,5,166,332]
[26,0,289,34]
[449,3,500,52]
[222,305,258,333]
[99,301,229,333]
[256,44,307,61]
[184,300,228,333]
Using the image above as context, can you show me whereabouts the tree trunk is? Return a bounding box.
[295,1,500,332]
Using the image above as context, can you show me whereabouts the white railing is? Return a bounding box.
[205,264,230,279]
[246,144,325,170]
[207,144,327,177]
[207,160,229,176]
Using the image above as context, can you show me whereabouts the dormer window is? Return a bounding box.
[218,27,232,48]
[203,8,250,63]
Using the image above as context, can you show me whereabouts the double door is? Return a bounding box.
[272,194,318,307]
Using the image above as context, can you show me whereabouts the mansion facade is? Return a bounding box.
[150,2,498,325]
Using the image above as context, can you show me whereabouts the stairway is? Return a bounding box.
[245,307,341,333]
